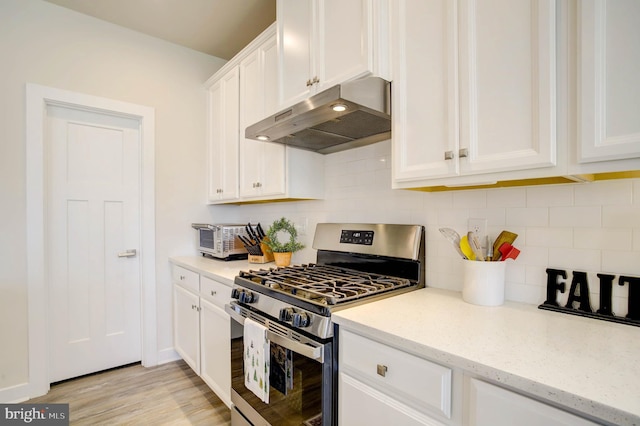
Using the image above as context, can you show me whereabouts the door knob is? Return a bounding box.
[118,249,137,258]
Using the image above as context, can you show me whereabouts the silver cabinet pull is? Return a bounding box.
[211,291,217,296]
[444,151,454,160]
[377,364,388,377]
[459,148,469,158]
[118,249,137,258]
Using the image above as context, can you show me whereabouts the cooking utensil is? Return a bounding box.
[439,228,467,259]
[492,230,518,261]
[498,242,520,261]
[460,235,476,260]
[468,231,485,261]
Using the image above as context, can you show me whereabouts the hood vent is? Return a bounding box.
[245,77,391,154]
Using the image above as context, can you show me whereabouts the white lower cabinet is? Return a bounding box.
[339,329,453,425]
[172,265,233,407]
[173,284,200,374]
[465,378,599,426]
[339,327,600,426]
[200,298,230,406]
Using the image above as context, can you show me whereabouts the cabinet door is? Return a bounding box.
[173,285,200,374]
[316,0,372,91]
[339,373,446,426]
[458,0,556,175]
[277,0,314,109]
[240,33,286,199]
[392,0,459,182]
[578,0,640,163]
[208,67,239,202]
[200,298,231,407]
[466,378,598,426]
[240,49,266,198]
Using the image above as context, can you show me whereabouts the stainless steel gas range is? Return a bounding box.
[225,223,425,426]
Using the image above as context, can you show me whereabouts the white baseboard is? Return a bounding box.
[156,348,181,365]
[0,382,33,403]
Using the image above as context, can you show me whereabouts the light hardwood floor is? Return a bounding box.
[28,360,231,425]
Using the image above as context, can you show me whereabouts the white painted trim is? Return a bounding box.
[24,84,156,399]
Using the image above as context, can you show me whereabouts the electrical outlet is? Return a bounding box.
[295,217,308,236]
[468,218,488,248]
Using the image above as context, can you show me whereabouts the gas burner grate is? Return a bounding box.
[238,264,411,305]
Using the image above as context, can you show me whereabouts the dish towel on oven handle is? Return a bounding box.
[244,318,270,403]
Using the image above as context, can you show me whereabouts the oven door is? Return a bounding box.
[225,303,335,426]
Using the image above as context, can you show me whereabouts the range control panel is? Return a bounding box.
[340,230,374,245]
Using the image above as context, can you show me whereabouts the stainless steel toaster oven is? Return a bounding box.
[191,223,249,260]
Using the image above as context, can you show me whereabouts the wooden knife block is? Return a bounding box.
[248,242,274,264]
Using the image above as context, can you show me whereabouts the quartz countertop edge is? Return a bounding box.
[332,288,640,426]
[169,255,255,286]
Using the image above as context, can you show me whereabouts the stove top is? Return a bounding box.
[238,264,412,307]
[230,223,425,339]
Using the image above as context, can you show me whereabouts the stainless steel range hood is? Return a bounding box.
[245,77,391,154]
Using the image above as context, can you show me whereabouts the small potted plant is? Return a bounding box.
[263,217,305,267]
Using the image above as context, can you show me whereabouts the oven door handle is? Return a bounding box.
[226,305,325,363]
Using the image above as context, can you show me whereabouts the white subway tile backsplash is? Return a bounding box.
[487,187,526,207]
[550,206,601,227]
[214,141,640,309]
[548,247,602,271]
[506,207,549,227]
[453,190,487,208]
[526,184,574,206]
[574,228,633,251]
[574,180,633,206]
[602,251,640,276]
[526,227,573,248]
[602,205,640,228]
[517,246,549,266]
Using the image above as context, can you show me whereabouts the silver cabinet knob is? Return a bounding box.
[459,148,469,158]
[444,151,454,160]
[377,364,388,377]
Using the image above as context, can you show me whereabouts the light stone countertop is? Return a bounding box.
[332,288,640,426]
[168,257,639,425]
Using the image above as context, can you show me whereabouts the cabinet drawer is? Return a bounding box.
[172,265,199,293]
[340,329,452,419]
[200,275,232,308]
[467,378,599,426]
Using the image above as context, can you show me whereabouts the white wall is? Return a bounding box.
[210,140,640,317]
[0,0,225,394]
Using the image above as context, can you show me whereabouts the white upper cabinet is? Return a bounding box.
[207,66,239,203]
[393,0,557,187]
[277,0,390,110]
[391,0,458,182]
[577,0,640,165]
[458,0,556,175]
[239,31,287,199]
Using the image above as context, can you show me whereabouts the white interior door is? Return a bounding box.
[47,104,142,383]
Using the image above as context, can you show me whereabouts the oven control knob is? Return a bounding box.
[231,288,240,299]
[237,290,256,304]
[291,312,311,328]
[279,308,294,322]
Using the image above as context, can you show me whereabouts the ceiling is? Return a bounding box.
[43,0,277,60]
